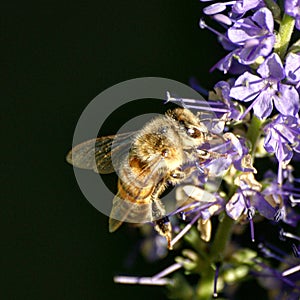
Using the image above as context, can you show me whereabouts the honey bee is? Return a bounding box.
[67,108,219,249]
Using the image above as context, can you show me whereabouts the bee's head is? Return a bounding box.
[167,108,211,147]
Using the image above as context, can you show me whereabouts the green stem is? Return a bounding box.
[264,0,281,21]
[195,268,215,300]
[210,215,234,261]
[246,115,263,157]
[196,215,234,299]
[274,14,295,60]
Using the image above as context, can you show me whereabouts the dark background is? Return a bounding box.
[2,1,225,299]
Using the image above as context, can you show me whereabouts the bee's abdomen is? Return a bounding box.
[117,159,155,204]
[117,178,154,204]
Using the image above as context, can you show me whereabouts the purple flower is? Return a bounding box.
[226,178,276,220]
[175,185,224,221]
[226,172,277,241]
[169,185,225,246]
[262,169,300,226]
[230,53,300,119]
[226,190,252,220]
[199,19,238,73]
[229,138,256,173]
[205,7,274,72]
[285,52,300,87]
[211,47,251,74]
[210,81,243,120]
[262,180,289,223]
[264,114,300,165]
[191,131,254,181]
[232,0,263,14]
[215,131,256,172]
[226,189,275,240]
[166,88,240,122]
[211,50,238,74]
[285,0,300,30]
[227,8,275,65]
[201,0,263,16]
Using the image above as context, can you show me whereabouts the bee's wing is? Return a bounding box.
[66,132,136,174]
[109,193,153,232]
[109,155,168,231]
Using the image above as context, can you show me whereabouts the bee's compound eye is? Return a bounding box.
[187,128,195,135]
[187,127,201,138]
[161,149,169,157]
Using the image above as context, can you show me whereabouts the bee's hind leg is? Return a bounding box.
[152,199,173,250]
[154,216,173,250]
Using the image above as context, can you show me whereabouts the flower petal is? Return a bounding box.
[257,53,285,80]
[285,52,300,85]
[228,19,259,44]
[230,72,264,102]
[252,7,274,33]
[233,0,262,14]
[226,192,245,220]
[285,0,300,19]
[273,84,299,116]
[251,193,277,220]
[203,3,227,15]
[253,90,274,119]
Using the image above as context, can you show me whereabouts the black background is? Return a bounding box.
[2,1,226,299]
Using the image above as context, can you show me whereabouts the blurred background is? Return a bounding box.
[2,1,226,299]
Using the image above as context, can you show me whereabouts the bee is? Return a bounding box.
[67,108,219,249]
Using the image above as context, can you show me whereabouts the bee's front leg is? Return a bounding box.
[168,169,186,185]
[197,149,227,160]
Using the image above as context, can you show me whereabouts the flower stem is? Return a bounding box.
[196,215,234,299]
[246,115,263,157]
[264,0,281,21]
[210,214,234,262]
[274,13,295,60]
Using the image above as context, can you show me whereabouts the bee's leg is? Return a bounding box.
[152,199,173,250]
[169,167,197,185]
[197,149,227,160]
[168,169,186,185]
[154,216,173,250]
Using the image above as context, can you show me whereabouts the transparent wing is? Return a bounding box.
[109,155,169,230]
[109,193,153,232]
[66,131,136,174]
